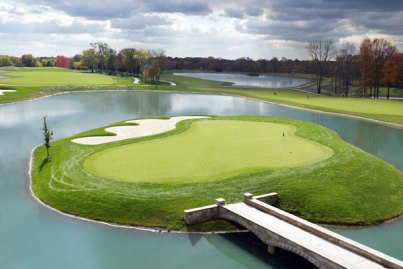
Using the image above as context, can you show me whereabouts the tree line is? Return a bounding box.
[1,38,401,97]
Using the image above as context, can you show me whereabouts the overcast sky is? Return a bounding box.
[1,0,402,60]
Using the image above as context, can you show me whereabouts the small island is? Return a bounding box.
[31,116,403,231]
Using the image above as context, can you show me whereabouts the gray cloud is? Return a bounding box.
[1,0,402,59]
[111,15,171,30]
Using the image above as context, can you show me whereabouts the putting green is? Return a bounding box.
[84,120,334,183]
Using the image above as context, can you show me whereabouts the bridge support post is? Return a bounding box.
[268,245,276,255]
[215,198,226,206]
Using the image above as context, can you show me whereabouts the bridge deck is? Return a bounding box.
[225,202,385,269]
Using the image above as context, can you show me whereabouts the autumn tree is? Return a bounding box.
[148,60,161,83]
[381,58,399,99]
[306,39,336,94]
[55,55,70,68]
[360,38,397,98]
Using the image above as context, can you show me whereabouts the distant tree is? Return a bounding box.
[151,49,167,76]
[70,54,81,69]
[105,51,117,74]
[360,38,397,98]
[134,49,150,76]
[148,60,161,83]
[359,39,372,97]
[381,58,399,99]
[306,39,336,94]
[336,43,356,96]
[21,54,36,67]
[118,48,137,76]
[0,56,13,67]
[41,116,53,160]
[91,42,112,73]
[55,55,70,68]
[81,48,97,72]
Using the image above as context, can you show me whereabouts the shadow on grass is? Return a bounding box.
[39,157,51,172]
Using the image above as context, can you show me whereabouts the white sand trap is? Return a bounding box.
[72,116,209,145]
[0,90,16,95]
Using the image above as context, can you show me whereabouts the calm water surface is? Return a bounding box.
[0,91,401,269]
[173,72,308,88]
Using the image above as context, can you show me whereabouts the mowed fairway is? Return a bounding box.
[84,120,333,183]
[1,67,118,85]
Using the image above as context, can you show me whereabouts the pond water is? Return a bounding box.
[173,72,309,88]
[0,91,401,269]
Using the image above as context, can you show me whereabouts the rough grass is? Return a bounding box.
[31,116,403,231]
[84,120,333,183]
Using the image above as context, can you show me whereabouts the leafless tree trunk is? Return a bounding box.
[337,43,356,96]
[306,39,336,94]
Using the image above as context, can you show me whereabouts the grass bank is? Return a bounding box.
[31,116,403,231]
[1,68,402,126]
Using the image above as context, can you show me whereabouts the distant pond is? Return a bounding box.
[173,72,309,88]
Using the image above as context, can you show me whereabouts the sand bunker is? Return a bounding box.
[0,90,16,95]
[72,116,209,145]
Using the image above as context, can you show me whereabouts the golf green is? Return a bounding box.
[84,120,334,183]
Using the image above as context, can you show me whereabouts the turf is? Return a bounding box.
[84,120,333,183]
[0,67,133,104]
[2,67,119,85]
[31,116,403,231]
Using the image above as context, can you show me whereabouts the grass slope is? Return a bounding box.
[31,116,403,231]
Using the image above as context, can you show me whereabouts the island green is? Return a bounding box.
[31,116,403,231]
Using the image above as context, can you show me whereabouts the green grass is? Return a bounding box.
[2,67,120,85]
[0,67,133,103]
[31,116,403,231]
[84,120,333,183]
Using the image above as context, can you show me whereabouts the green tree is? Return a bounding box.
[41,116,53,159]
[21,54,36,67]
[81,48,97,73]
[0,56,13,67]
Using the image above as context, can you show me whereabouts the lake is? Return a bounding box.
[0,91,401,269]
[173,72,309,88]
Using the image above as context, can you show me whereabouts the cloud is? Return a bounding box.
[111,14,171,30]
[1,0,402,59]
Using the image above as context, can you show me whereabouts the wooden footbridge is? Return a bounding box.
[184,193,403,269]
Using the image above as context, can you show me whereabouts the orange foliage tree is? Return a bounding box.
[55,55,70,68]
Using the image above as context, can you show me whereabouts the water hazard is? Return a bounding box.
[173,72,308,88]
[0,91,401,268]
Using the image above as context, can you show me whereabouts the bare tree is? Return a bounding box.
[306,39,336,94]
[336,43,356,96]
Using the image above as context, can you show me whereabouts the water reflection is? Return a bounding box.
[173,73,308,88]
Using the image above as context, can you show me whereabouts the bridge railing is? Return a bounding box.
[243,193,403,269]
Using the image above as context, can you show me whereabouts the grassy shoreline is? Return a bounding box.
[1,68,402,126]
[31,116,403,232]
